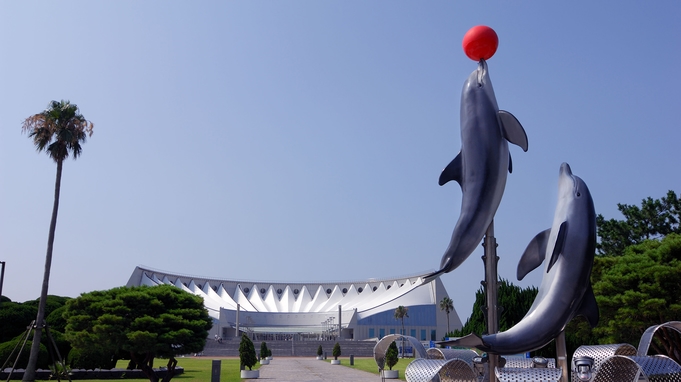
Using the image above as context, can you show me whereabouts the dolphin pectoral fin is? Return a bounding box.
[576,284,599,328]
[517,229,550,280]
[439,153,463,186]
[547,221,568,273]
[498,110,528,152]
[508,153,513,173]
[437,333,486,350]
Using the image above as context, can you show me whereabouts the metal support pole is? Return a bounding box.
[338,305,342,340]
[235,304,240,338]
[482,221,500,381]
[0,261,5,307]
[556,330,568,382]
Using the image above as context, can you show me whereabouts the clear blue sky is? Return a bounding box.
[1,2,679,321]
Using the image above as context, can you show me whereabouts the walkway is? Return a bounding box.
[257,357,380,382]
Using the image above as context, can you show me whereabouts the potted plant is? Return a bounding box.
[331,342,341,365]
[316,345,323,360]
[239,334,259,379]
[383,341,400,379]
[260,342,270,365]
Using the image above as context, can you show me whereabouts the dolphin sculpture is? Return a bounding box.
[439,163,599,354]
[426,59,528,281]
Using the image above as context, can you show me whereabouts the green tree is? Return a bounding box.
[239,334,257,370]
[593,234,681,362]
[0,301,36,343]
[452,279,538,338]
[597,191,680,256]
[332,342,341,360]
[63,285,212,382]
[317,344,323,357]
[21,100,93,382]
[385,341,399,370]
[260,342,268,360]
[394,306,409,358]
[439,297,454,335]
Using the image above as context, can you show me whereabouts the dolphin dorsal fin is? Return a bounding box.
[576,284,599,328]
[517,228,551,280]
[547,221,568,273]
[498,110,528,152]
[439,153,463,187]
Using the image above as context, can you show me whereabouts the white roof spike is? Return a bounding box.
[338,284,361,310]
[262,285,279,312]
[230,284,255,311]
[247,284,268,312]
[279,286,295,313]
[306,285,329,312]
[313,285,344,313]
[140,272,158,287]
[295,285,314,312]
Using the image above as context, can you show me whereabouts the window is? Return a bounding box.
[421,329,426,341]
[389,329,395,335]
[431,330,436,341]
[369,328,375,338]
[379,329,385,338]
[411,329,416,338]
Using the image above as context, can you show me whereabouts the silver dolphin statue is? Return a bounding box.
[426,60,528,281]
[440,163,599,354]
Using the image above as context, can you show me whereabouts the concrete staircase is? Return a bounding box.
[201,339,377,358]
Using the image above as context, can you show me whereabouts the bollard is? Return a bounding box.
[211,359,221,382]
[350,355,354,365]
[324,351,327,360]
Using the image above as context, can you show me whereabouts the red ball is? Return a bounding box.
[462,25,498,61]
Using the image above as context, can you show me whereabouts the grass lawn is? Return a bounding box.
[338,356,408,381]
[32,357,259,382]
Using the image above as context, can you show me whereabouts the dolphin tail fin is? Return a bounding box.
[576,284,599,328]
[517,228,551,280]
[499,110,528,152]
[439,153,463,187]
[422,268,446,284]
[438,333,487,350]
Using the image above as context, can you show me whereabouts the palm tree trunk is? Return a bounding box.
[23,160,62,382]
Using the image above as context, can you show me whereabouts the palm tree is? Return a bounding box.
[439,296,454,335]
[394,305,409,358]
[21,100,93,381]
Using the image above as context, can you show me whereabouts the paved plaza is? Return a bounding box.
[256,357,381,382]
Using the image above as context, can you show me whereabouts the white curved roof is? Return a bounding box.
[127,265,440,319]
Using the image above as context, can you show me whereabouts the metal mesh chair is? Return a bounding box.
[629,355,681,382]
[571,343,637,382]
[405,358,447,382]
[504,357,556,368]
[439,359,477,382]
[427,348,479,364]
[591,355,647,382]
[638,322,681,357]
[495,367,562,382]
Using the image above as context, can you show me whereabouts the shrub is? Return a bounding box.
[386,341,399,370]
[332,342,341,360]
[239,334,257,370]
[260,342,269,360]
[317,345,323,357]
[67,347,116,369]
[0,339,48,369]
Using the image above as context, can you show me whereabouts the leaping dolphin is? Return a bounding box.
[439,163,599,354]
[426,60,528,281]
